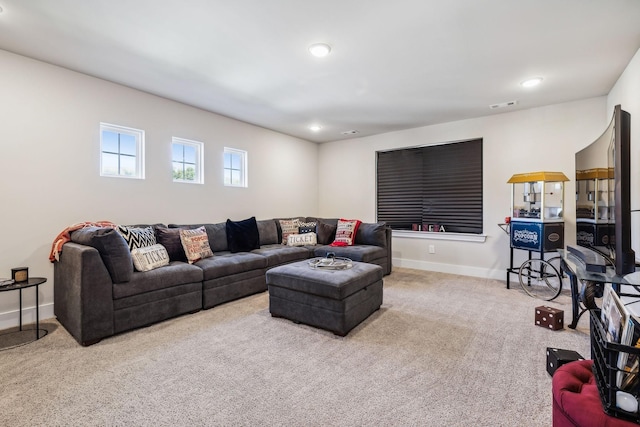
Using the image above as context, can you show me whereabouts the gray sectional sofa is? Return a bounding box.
[53,217,391,346]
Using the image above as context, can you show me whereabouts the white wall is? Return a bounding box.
[607,47,640,256]
[318,97,608,279]
[0,50,319,328]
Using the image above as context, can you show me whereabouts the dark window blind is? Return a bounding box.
[376,139,483,234]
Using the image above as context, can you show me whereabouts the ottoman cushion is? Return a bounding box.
[266,261,383,300]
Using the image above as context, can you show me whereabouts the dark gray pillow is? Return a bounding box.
[154,226,187,262]
[316,221,337,245]
[257,220,278,246]
[355,222,387,247]
[70,227,133,283]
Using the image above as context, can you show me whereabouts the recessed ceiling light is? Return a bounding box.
[309,124,322,132]
[309,43,331,58]
[521,77,543,88]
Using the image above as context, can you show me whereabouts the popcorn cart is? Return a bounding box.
[504,171,569,300]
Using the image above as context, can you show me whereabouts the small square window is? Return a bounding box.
[224,147,247,187]
[100,123,144,179]
[172,137,204,184]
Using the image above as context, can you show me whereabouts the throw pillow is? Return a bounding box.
[279,219,300,245]
[70,227,133,283]
[287,232,318,246]
[179,226,214,264]
[154,226,187,262]
[257,219,278,246]
[226,217,260,253]
[298,221,317,234]
[330,219,362,247]
[131,244,170,272]
[316,221,337,245]
[117,225,157,250]
[355,222,387,247]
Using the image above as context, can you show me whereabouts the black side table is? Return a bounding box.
[0,277,47,349]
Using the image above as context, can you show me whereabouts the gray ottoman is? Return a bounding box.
[266,260,383,336]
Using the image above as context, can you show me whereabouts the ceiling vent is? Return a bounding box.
[341,130,359,135]
[489,100,518,109]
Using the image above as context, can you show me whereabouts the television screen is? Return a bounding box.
[575,105,634,275]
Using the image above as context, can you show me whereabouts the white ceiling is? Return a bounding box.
[1,0,640,143]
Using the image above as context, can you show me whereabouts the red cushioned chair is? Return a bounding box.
[552,359,638,426]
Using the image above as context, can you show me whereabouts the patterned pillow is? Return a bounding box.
[279,219,300,245]
[298,221,317,234]
[179,226,214,264]
[287,232,318,246]
[330,219,362,247]
[131,244,170,272]
[117,225,157,250]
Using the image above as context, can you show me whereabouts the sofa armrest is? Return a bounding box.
[385,225,392,274]
[54,242,115,345]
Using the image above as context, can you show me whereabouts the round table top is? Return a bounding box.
[0,277,47,292]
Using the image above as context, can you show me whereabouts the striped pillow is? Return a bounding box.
[117,225,157,250]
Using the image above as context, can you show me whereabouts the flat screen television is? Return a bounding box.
[575,104,634,275]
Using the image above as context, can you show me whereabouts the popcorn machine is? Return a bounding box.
[505,171,569,289]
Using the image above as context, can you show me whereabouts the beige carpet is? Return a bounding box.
[0,268,590,426]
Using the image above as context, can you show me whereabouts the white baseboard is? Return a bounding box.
[0,303,54,331]
[392,257,506,281]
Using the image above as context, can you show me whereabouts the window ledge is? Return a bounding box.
[392,230,487,243]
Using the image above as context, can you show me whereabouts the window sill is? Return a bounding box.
[392,230,487,243]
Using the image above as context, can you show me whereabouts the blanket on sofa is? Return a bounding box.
[49,221,117,262]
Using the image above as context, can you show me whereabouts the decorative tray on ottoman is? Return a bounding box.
[308,256,353,270]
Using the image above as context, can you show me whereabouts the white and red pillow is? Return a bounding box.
[279,219,300,245]
[330,219,362,247]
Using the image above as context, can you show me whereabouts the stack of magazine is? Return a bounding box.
[601,283,640,391]
[0,278,15,288]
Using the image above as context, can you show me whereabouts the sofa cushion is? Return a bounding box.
[355,222,387,247]
[226,217,260,253]
[70,226,133,284]
[131,244,170,272]
[330,219,362,246]
[279,218,300,245]
[314,244,387,263]
[196,252,268,280]
[113,261,204,299]
[287,232,317,246]
[117,225,157,250]
[316,221,337,245]
[252,244,311,267]
[180,226,214,264]
[154,226,187,262]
